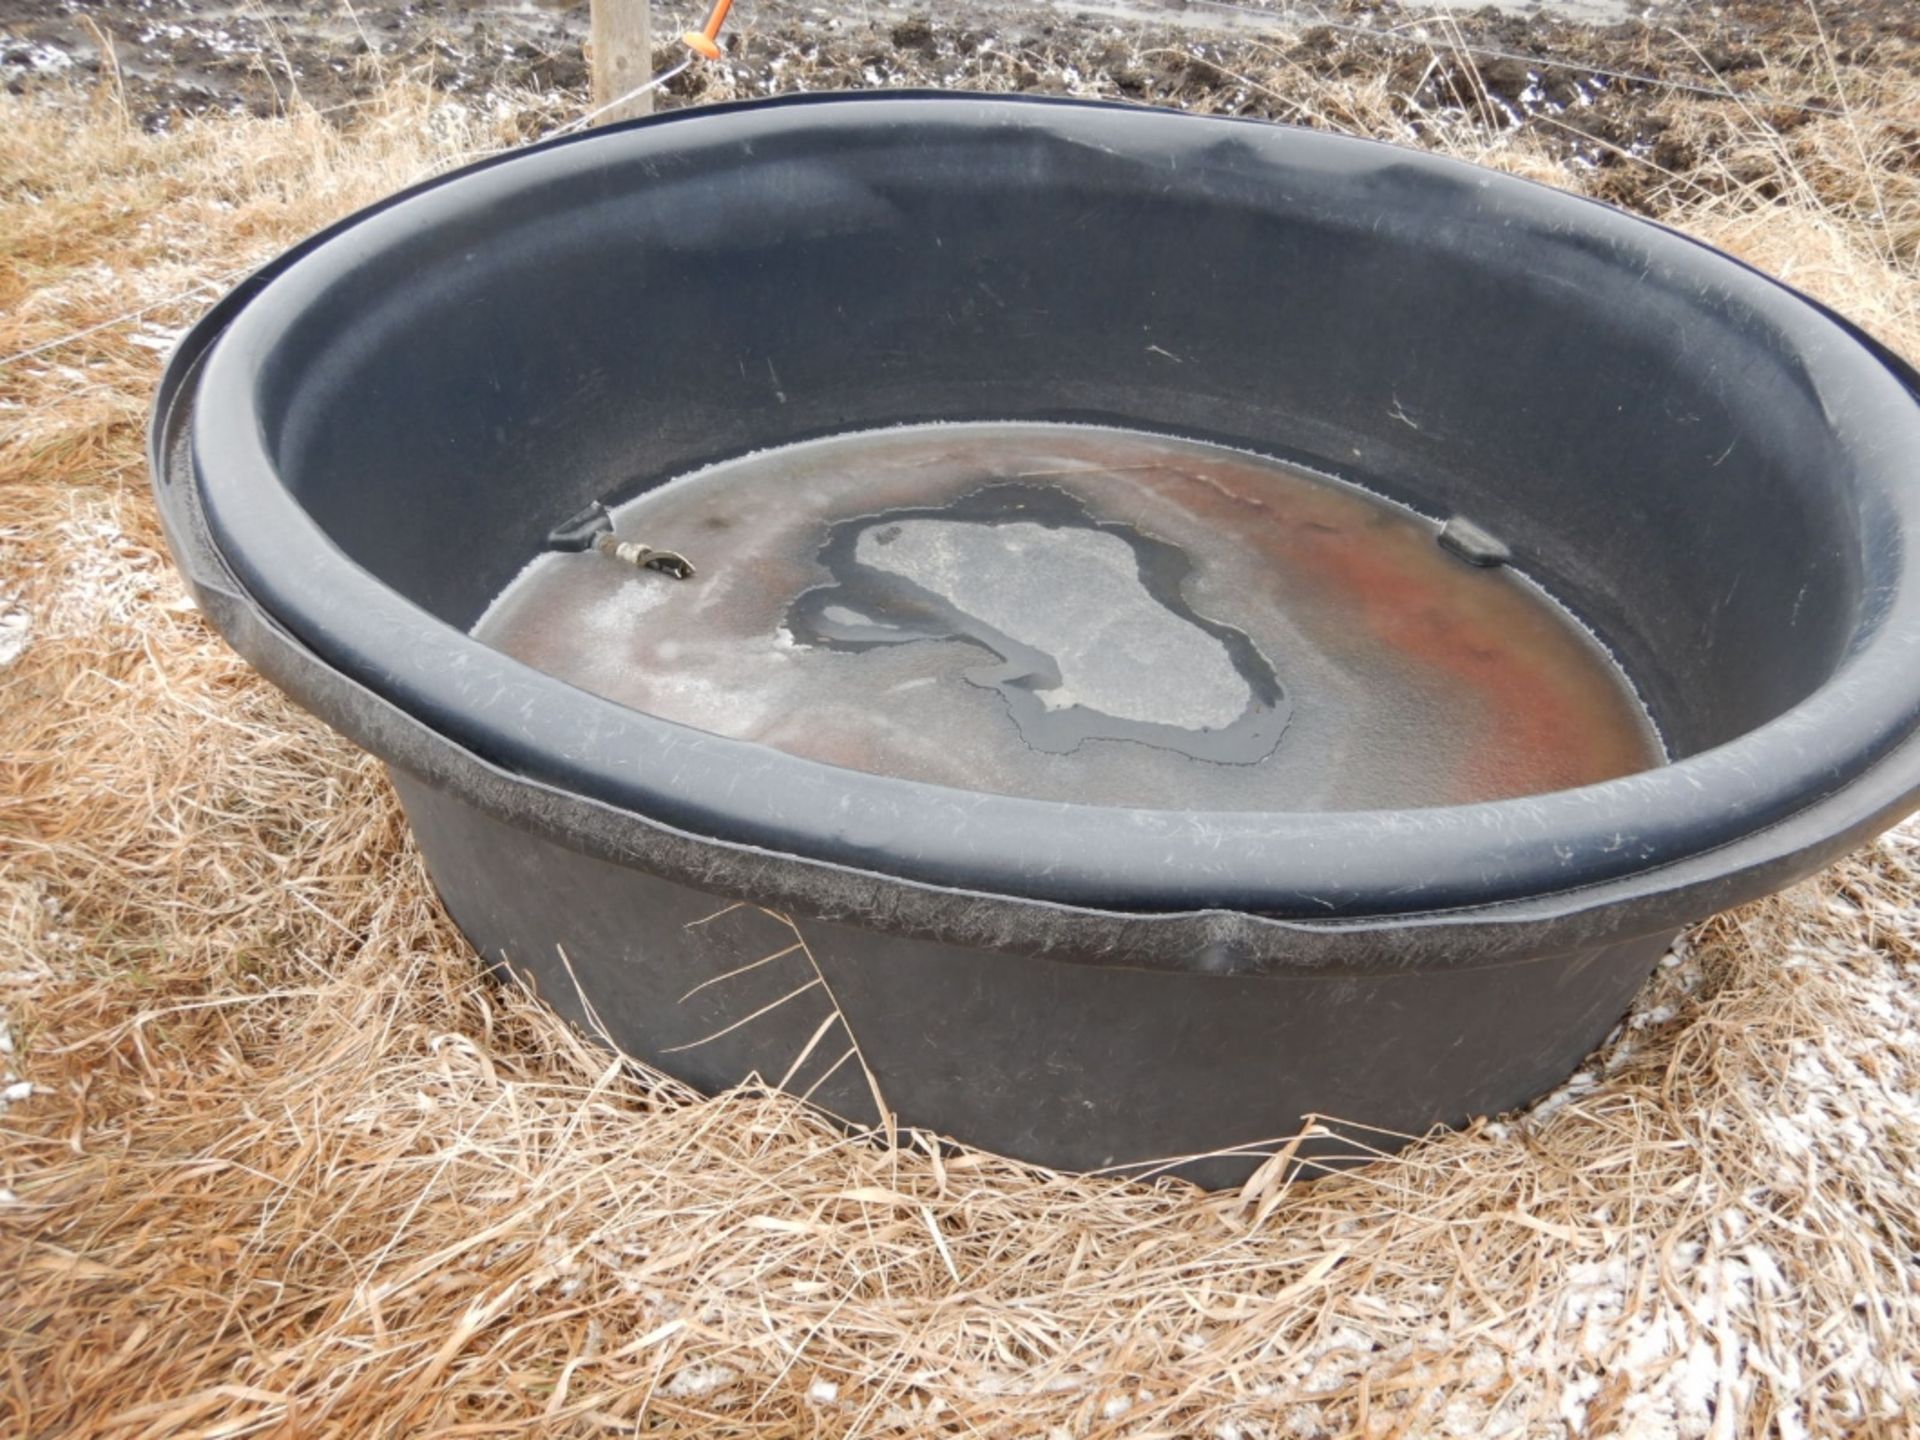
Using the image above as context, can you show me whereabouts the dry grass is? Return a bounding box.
[4,51,1920,1440]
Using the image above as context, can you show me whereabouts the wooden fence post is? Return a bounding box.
[590,0,652,123]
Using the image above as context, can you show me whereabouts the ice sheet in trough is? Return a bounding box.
[473,423,1665,812]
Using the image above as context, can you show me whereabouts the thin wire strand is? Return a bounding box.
[9,3,1897,372]
[0,276,239,372]
[542,55,693,139]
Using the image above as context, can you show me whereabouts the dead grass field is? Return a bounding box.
[4,46,1920,1440]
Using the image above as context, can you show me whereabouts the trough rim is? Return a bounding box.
[151,91,1920,963]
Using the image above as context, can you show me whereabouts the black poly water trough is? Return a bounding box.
[152,94,1920,1187]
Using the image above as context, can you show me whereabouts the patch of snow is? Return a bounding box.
[0,603,29,668]
[662,1363,738,1400]
[0,37,74,74]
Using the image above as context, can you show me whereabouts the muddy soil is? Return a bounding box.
[3,0,1915,215]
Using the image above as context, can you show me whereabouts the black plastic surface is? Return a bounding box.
[149,94,1920,1180]
[395,767,1671,1189]
[173,94,1920,918]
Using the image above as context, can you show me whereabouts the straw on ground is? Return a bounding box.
[3,47,1918,1439]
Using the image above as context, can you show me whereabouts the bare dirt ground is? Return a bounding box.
[2,0,1917,214]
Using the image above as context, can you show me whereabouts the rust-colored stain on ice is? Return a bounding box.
[1125,452,1659,805]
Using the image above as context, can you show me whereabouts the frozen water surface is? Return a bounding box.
[473,423,1664,811]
